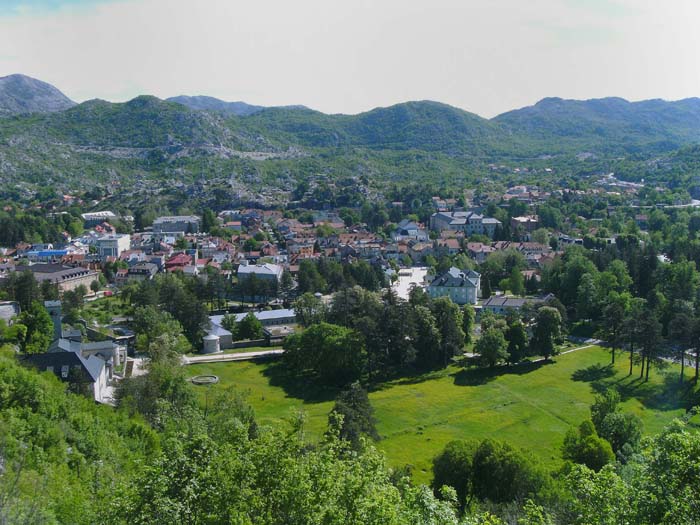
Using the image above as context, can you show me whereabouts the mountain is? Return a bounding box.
[5,73,700,199]
[0,74,76,115]
[236,101,502,153]
[167,95,265,116]
[494,96,700,153]
[167,95,308,116]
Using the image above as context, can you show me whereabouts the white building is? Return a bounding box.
[427,267,481,305]
[237,262,283,282]
[97,234,131,258]
[81,211,117,226]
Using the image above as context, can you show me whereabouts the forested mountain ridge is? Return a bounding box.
[4,75,700,199]
[495,96,700,154]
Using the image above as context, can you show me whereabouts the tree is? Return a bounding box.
[509,267,525,296]
[481,277,492,299]
[201,208,217,233]
[530,307,562,360]
[638,311,662,382]
[284,322,366,385]
[280,270,295,300]
[462,304,475,345]
[598,412,642,457]
[505,319,529,364]
[668,310,694,383]
[599,292,629,364]
[475,328,508,368]
[90,280,100,294]
[293,292,327,327]
[431,297,465,367]
[413,305,442,370]
[133,305,189,354]
[471,439,551,504]
[5,270,41,311]
[117,334,198,426]
[297,259,327,294]
[432,440,478,510]
[328,382,378,449]
[235,312,264,341]
[622,298,646,376]
[19,301,54,354]
[562,420,615,471]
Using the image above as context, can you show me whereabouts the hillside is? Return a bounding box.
[0,74,76,115]
[4,75,700,198]
[495,96,700,153]
[167,95,265,116]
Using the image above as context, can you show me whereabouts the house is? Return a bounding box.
[427,267,481,305]
[480,293,554,315]
[436,238,461,256]
[237,263,283,282]
[510,215,540,233]
[21,351,110,403]
[391,219,429,242]
[153,215,201,234]
[466,242,495,264]
[127,262,159,281]
[429,211,501,238]
[165,253,193,271]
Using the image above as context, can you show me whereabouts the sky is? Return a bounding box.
[0,0,699,117]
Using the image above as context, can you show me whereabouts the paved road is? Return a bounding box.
[183,349,284,365]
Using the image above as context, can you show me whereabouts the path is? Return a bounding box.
[183,348,284,364]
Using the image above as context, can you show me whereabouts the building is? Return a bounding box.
[480,293,554,315]
[81,211,117,227]
[127,262,159,281]
[391,219,429,242]
[237,263,283,282]
[152,215,201,234]
[429,211,501,238]
[206,309,297,350]
[427,267,481,305]
[0,301,20,323]
[510,215,540,233]
[14,264,98,293]
[21,351,110,403]
[97,234,131,258]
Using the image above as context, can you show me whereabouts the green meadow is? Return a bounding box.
[187,346,694,484]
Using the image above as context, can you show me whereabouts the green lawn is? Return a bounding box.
[187,346,695,484]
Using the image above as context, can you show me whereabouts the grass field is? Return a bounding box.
[187,346,695,484]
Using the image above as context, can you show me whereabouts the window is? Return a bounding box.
[61,365,69,378]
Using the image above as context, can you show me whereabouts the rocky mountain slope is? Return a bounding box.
[0,74,76,115]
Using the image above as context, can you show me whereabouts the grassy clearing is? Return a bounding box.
[187,346,695,484]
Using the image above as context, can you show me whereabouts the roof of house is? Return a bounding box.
[429,267,480,289]
[237,263,282,277]
[21,350,105,383]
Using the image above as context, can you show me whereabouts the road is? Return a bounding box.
[183,348,284,364]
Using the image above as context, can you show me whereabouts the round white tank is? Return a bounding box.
[202,335,221,354]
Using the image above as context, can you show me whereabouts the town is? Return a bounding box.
[3,0,700,519]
